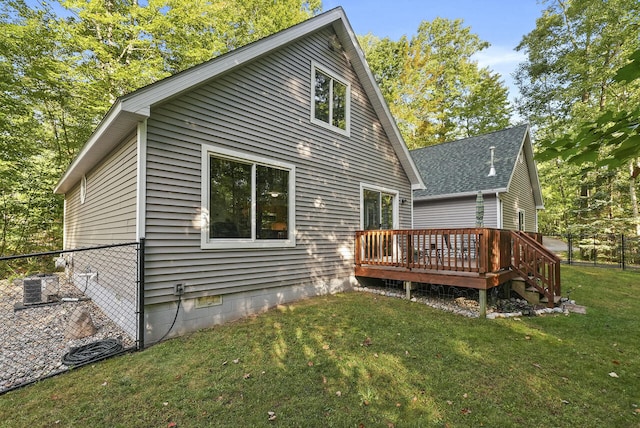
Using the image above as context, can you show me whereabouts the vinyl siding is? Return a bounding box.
[143,27,412,306]
[501,148,537,232]
[413,194,498,229]
[64,134,138,247]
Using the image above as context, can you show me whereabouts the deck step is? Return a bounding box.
[540,295,562,304]
[510,279,541,305]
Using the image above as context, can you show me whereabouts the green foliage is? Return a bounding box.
[0,0,318,255]
[515,0,640,236]
[2,269,640,426]
[360,18,512,149]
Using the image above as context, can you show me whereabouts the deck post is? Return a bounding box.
[479,289,487,318]
[404,281,412,300]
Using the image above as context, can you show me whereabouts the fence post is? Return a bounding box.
[137,238,145,350]
[567,234,572,265]
[621,234,626,270]
[593,234,597,266]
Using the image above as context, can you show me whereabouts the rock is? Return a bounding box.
[65,307,97,340]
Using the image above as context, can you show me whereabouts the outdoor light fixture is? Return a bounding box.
[488,146,496,177]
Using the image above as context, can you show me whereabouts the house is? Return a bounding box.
[53,7,424,343]
[410,124,543,233]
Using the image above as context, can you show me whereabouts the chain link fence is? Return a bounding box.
[544,234,640,269]
[0,241,144,394]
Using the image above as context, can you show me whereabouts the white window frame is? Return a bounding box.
[359,183,399,230]
[517,208,526,231]
[201,144,296,249]
[310,61,350,137]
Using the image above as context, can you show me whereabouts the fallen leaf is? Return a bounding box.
[462,393,468,398]
[163,402,169,406]
[612,360,620,365]
[561,400,570,405]
[167,422,177,428]
[461,408,472,415]
[101,382,107,387]
[222,361,228,366]
[336,391,342,397]
[362,337,372,346]
[609,372,619,378]
[446,400,453,405]
[243,373,251,379]
[308,361,314,367]
[363,400,370,406]
[267,411,276,421]
[322,376,327,384]
[405,351,409,356]
[533,363,542,369]
[373,353,379,358]
[322,344,330,350]
[387,423,395,428]
[396,402,401,407]
[634,408,640,414]
[412,396,418,403]
[359,424,365,428]
[525,335,531,340]
[233,359,240,364]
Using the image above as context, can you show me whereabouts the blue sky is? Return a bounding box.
[323,0,547,101]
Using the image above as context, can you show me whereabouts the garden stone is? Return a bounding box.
[65,307,97,339]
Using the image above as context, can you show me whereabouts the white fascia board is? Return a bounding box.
[53,104,147,194]
[413,188,508,202]
[332,15,425,191]
[120,9,346,114]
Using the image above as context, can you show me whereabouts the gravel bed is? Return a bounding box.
[354,285,571,318]
[1,277,136,393]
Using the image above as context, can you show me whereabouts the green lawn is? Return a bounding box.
[1,265,639,427]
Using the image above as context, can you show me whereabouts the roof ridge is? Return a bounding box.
[409,123,529,153]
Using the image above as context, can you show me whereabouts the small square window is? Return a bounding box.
[311,62,350,135]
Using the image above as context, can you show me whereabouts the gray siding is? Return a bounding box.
[64,135,138,247]
[501,148,537,232]
[62,135,138,338]
[143,26,412,316]
[413,194,498,229]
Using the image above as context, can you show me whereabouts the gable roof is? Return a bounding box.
[410,124,543,208]
[54,7,424,194]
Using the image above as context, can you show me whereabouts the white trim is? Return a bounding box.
[310,60,351,137]
[200,144,296,249]
[517,208,526,231]
[62,198,67,249]
[359,183,400,230]
[496,193,503,229]
[136,120,147,241]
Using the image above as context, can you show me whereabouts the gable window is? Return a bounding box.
[311,62,350,135]
[201,145,295,249]
[518,209,525,231]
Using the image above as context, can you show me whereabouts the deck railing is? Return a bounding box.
[354,228,513,274]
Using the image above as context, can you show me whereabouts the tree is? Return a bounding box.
[360,18,512,149]
[0,0,319,254]
[515,0,640,236]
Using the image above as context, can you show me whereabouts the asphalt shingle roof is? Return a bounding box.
[410,124,529,199]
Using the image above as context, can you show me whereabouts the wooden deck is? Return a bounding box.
[354,228,561,314]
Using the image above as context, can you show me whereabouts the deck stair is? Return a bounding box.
[509,231,562,308]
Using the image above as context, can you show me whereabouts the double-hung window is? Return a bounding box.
[201,145,295,249]
[311,61,350,135]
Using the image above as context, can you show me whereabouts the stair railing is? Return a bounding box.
[510,230,561,307]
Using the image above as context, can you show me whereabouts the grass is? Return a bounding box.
[1,265,639,427]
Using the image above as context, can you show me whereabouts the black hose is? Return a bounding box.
[151,293,182,345]
[62,338,124,366]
